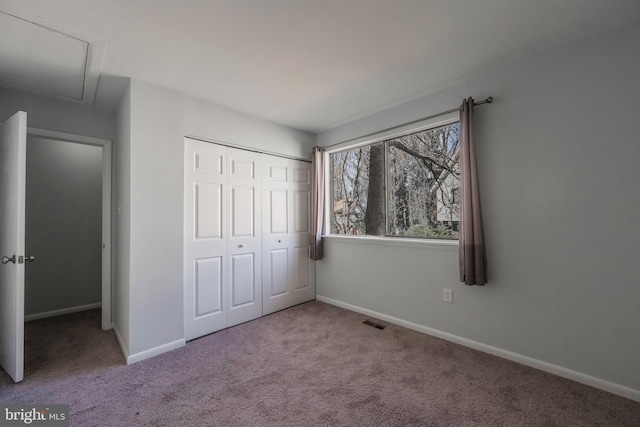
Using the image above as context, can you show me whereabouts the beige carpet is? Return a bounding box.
[1,301,638,426]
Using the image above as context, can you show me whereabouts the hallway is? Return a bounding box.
[0,310,122,386]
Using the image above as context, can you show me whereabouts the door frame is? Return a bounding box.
[26,127,113,330]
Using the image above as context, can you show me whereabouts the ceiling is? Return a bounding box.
[0,0,639,133]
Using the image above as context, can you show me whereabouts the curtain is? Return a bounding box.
[310,146,325,260]
[459,98,487,285]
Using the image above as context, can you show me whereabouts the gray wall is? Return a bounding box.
[0,87,116,141]
[316,22,640,396]
[114,81,132,350]
[115,79,315,358]
[25,137,103,315]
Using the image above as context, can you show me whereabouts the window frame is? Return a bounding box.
[325,113,460,244]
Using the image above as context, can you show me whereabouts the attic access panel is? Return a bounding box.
[0,11,98,103]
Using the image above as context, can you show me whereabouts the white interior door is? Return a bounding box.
[184,139,227,340]
[262,155,293,314]
[262,156,315,315]
[184,140,263,339]
[0,111,27,383]
[289,160,315,306]
[226,147,262,327]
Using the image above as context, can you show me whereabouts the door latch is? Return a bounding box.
[2,255,35,264]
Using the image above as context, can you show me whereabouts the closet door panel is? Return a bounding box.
[292,190,310,234]
[268,249,289,296]
[262,154,293,314]
[230,185,255,237]
[227,147,262,327]
[194,257,223,316]
[290,160,315,305]
[195,183,223,239]
[184,140,227,340]
[268,189,288,235]
[293,246,310,290]
[230,252,256,307]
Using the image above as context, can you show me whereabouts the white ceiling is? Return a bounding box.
[0,11,88,100]
[0,0,639,133]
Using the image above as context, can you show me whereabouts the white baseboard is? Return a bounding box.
[113,325,129,363]
[113,325,185,365]
[316,295,640,403]
[126,339,186,365]
[24,302,102,322]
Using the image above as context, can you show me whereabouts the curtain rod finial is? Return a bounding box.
[487,96,494,103]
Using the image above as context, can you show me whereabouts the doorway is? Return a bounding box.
[25,128,112,329]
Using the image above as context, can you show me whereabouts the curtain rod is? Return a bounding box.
[324,96,493,149]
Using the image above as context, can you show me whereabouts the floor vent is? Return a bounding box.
[363,320,385,330]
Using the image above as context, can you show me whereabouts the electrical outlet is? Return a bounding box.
[443,288,453,303]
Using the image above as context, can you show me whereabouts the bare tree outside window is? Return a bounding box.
[331,122,460,239]
[331,144,374,235]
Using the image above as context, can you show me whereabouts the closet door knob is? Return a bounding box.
[238,244,245,248]
[278,240,281,243]
[1,255,16,264]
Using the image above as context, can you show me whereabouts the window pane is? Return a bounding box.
[330,143,385,236]
[386,122,460,239]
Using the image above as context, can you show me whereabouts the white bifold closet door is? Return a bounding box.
[184,139,262,340]
[184,138,314,341]
[262,154,315,315]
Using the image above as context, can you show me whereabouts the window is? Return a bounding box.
[330,121,460,240]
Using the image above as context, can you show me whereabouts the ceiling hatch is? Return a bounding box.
[0,10,104,104]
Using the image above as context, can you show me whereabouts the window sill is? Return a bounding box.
[322,234,458,251]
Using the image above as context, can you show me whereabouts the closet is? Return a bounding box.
[184,138,315,340]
